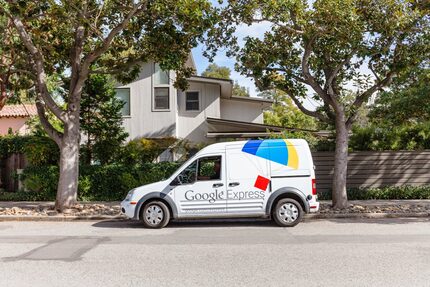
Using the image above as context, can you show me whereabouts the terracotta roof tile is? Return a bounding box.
[0,104,38,118]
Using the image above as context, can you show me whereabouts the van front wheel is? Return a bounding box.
[273,198,303,227]
[141,201,170,229]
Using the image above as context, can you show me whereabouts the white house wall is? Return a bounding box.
[220,98,265,124]
[118,62,177,140]
[177,81,220,143]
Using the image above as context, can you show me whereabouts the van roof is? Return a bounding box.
[197,139,309,155]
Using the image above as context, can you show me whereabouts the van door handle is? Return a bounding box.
[229,182,240,187]
[212,183,224,188]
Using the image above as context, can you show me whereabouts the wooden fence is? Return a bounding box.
[2,151,430,193]
[0,153,27,192]
[313,150,430,193]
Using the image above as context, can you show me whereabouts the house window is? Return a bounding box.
[154,63,169,85]
[185,91,200,111]
[115,88,130,116]
[154,87,169,110]
[153,63,170,110]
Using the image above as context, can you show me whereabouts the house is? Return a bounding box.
[115,55,283,144]
[0,104,37,136]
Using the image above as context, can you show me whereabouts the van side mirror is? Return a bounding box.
[170,177,181,186]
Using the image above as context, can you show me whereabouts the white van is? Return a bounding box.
[121,139,319,228]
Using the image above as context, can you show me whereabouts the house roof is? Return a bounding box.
[206,117,320,139]
[0,104,38,118]
[187,76,273,105]
[188,75,233,99]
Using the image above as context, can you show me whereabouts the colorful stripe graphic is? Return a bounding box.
[242,139,299,169]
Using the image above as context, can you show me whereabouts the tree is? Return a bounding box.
[202,63,231,79]
[1,0,215,211]
[370,66,430,125]
[201,63,250,96]
[80,74,128,165]
[0,14,32,110]
[207,0,430,208]
[262,89,317,130]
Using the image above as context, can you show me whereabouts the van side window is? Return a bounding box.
[197,156,221,181]
[176,160,197,184]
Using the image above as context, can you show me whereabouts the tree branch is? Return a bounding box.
[326,49,357,89]
[301,35,337,108]
[346,71,395,128]
[89,58,143,75]
[288,93,331,124]
[9,13,67,123]
[82,2,147,71]
[35,99,63,146]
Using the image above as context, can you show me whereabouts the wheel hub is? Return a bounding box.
[278,203,299,223]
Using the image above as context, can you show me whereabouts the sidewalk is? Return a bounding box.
[0,200,429,221]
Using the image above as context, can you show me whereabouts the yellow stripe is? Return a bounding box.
[284,139,299,169]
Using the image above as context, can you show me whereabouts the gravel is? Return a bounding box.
[0,203,122,217]
[319,201,430,214]
[0,201,429,217]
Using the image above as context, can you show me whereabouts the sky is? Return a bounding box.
[190,6,322,111]
[191,22,271,98]
[191,1,373,111]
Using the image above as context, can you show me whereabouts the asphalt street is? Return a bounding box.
[1,218,429,287]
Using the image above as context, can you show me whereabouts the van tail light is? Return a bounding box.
[311,179,317,195]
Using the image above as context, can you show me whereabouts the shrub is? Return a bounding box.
[0,135,58,165]
[23,136,59,166]
[350,123,430,151]
[119,137,178,165]
[318,185,430,200]
[17,162,182,202]
[20,165,59,201]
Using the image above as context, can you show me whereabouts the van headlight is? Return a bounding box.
[125,189,135,201]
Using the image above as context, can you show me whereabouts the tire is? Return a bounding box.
[141,201,170,229]
[272,198,303,227]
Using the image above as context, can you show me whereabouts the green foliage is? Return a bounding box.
[119,137,178,165]
[19,165,59,201]
[23,136,59,166]
[201,63,249,97]
[263,89,318,130]
[206,0,430,148]
[233,81,250,97]
[0,134,28,158]
[201,63,231,79]
[369,67,430,125]
[16,162,182,202]
[318,186,430,200]
[350,123,430,151]
[80,74,128,164]
[0,135,58,165]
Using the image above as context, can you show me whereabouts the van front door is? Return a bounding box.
[225,147,270,216]
[171,154,227,218]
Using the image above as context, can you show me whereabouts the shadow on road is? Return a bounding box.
[92,218,278,229]
[311,217,430,225]
[92,217,430,229]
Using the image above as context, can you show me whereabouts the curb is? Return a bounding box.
[0,215,127,222]
[304,212,430,220]
[0,213,428,222]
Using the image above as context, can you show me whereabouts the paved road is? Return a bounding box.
[1,218,429,287]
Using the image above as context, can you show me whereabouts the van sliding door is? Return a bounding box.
[225,147,270,216]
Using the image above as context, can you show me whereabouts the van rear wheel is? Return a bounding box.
[141,201,170,229]
[273,198,303,227]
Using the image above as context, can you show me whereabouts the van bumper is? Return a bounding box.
[121,200,137,219]
[308,201,320,213]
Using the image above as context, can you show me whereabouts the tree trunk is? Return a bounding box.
[55,120,80,211]
[332,115,349,209]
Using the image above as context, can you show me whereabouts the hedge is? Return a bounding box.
[1,162,182,202]
[318,185,430,200]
